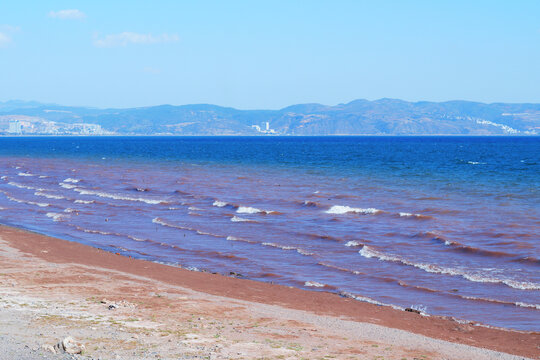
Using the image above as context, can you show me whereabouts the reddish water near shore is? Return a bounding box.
[0,136,538,330]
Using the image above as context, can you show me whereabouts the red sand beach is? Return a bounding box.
[0,224,538,359]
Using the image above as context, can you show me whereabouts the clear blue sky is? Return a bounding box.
[1,0,539,109]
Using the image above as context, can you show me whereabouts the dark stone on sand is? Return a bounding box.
[405,308,421,314]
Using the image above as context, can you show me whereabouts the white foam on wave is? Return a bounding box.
[515,302,540,310]
[262,242,295,250]
[34,191,65,200]
[304,281,325,287]
[75,226,114,236]
[1,191,49,207]
[213,200,228,207]
[63,178,80,183]
[46,212,65,222]
[63,208,76,213]
[297,248,315,256]
[74,199,94,204]
[326,205,381,215]
[467,161,486,165]
[72,225,152,247]
[59,182,77,189]
[8,181,41,191]
[345,240,363,247]
[188,206,203,211]
[17,172,33,177]
[152,217,169,226]
[196,230,223,238]
[359,245,540,290]
[261,242,314,256]
[459,294,540,310]
[38,175,48,179]
[73,188,165,205]
[1,176,7,180]
[237,206,262,214]
[152,217,196,231]
[340,291,404,311]
[127,235,146,242]
[398,212,431,219]
[226,235,256,244]
[230,216,254,222]
[237,206,277,214]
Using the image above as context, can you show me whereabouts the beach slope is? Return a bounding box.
[0,225,537,359]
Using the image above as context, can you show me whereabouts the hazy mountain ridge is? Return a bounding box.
[0,99,539,135]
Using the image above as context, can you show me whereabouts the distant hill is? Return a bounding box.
[0,99,539,135]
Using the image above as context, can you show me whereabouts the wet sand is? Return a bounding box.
[0,224,538,359]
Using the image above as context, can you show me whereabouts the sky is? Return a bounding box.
[1,0,540,109]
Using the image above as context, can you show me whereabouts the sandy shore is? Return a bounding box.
[0,225,537,359]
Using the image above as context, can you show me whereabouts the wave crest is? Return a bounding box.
[73,188,166,205]
[359,245,540,290]
[230,216,257,223]
[326,205,381,215]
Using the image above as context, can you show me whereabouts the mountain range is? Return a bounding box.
[0,99,539,135]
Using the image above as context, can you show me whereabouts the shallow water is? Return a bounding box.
[0,136,538,330]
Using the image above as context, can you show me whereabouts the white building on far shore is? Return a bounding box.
[252,122,277,134]
[8,121,22,134]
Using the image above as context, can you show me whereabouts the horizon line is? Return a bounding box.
[2,97,540,112]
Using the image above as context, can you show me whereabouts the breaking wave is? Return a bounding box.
[196,230,224,238]
[213,200,278,215]
[59,182,77,189]
[8,181,41,191]
[74,199,94,204]
[399,212,433,220]
[226,235,257,244]
[261,242,314,256]
[45,212,66,222]
[339,291,404,311]
[420,232,538,263]
[359,245,540,290]
[152,217,196,232]
[230,216,257,223]
[63,178,80,183]
[326,205,382,215]
[73,188,167,205]
[34,191,65,200]
[237,206,278,215]
[0,190,50,207]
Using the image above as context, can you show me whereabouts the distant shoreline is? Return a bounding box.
[2,99,538,135]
